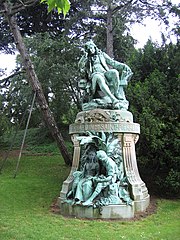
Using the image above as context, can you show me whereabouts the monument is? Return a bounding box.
[59,40,150,219]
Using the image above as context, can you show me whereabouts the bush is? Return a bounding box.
[156,169,180,197]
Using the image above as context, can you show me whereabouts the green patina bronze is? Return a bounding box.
[78,40,133,111]
[59,41,150,218]
[66,132,132,207]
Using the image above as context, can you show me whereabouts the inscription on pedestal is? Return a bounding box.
[69,122,140,134]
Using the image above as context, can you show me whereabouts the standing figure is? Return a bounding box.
[78,40,133,110]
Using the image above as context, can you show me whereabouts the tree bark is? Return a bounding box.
[106,5,114,58]
[3,1,72,165]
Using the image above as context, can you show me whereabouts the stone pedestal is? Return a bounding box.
[59,202,134,219]
[59,109,150,219]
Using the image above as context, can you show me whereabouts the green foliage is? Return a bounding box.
[0,95,10,143]
[0,154,180,239]
[41,0,71,15]
[1,126,72,156]
[156,169,180,196]
[1,33,81,127]
[25,143,60,154]
[0,74,41,128]
[23,32,80,124]
[2,128,46,149]
[127,40,180,195]
[0,113,10,143]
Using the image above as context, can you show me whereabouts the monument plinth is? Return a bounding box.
[59,41,149,219]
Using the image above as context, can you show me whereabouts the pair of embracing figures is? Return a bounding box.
[67,150,132,207]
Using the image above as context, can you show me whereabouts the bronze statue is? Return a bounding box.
[78,40,133,111]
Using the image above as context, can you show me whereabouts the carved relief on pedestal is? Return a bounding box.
[75,109,134,124]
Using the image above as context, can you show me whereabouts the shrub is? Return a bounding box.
[156,169,180,197]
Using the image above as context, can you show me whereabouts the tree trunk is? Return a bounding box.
[106,5,114,58]
[4,1,72,165]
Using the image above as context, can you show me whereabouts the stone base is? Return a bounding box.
[134,195,150,212]
[59,199,134,219]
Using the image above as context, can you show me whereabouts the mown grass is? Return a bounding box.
[0,151,180,240]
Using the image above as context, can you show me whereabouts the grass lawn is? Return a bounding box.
[0,151,180,240]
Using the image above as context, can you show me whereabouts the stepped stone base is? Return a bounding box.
[134,195,150,212]
[59,200,135,219]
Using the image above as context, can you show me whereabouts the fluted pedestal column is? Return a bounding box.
[60,134,80,200]
[122,134,149,211]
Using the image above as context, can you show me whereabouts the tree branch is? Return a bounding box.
[11,0,40,15]
[0,0,40,16]
[112,0,135,15]
[0,69,25,86]
[138,0,157,7]
[66,79,81,109]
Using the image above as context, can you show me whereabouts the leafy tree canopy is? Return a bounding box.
[0,0,178,53]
